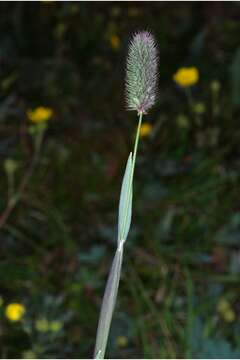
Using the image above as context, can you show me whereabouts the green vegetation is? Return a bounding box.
[0,2,240,358]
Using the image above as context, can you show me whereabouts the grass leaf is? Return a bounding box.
[94,247,124,359]
[118,152,133,243]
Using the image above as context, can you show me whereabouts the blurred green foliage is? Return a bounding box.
[0,2,240,358]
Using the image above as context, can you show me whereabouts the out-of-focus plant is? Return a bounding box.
[173,66,199,112]
[0,293,72,358]
[94,31,159,359]
[0,106,53,229]
[173,65,224,150]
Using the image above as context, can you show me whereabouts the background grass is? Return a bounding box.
[0,2,240,358]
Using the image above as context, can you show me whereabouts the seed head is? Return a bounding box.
[126,31,158,114]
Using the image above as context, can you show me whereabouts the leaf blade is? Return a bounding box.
[118,152,133,243]
[94,247,124,359]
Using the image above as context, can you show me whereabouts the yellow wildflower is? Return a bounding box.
[140,122,152,138]
[173,67,199,87]
[27,107,53,123]
[5,303,26,322]
[110,35,120,50]
[116,335,128,348]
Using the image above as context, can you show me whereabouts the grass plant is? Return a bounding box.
[94,31,159,359]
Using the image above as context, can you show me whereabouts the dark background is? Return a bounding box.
[0,1,240,358]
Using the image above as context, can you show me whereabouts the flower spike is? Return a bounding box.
[126,31,158,114]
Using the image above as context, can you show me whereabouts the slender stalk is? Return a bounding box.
[132,112,143,181]
[94,112,143,359]
[119,111,143,243]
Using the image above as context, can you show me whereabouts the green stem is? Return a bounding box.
[120,111,143,243]
[131,111,143,183]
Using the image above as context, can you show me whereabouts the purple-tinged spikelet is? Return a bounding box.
[126,31,158,114]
